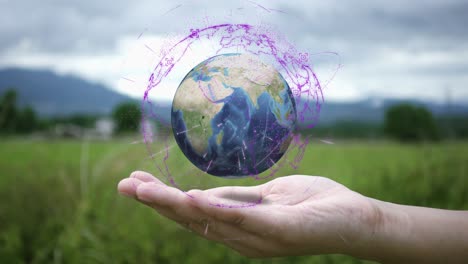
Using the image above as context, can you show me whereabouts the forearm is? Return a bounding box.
[351,198,468,263]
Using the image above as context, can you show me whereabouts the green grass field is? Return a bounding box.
[1,138,467,263]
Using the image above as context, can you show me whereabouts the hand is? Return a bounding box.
[117,171,378,258]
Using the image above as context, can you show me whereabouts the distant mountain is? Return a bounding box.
[0,68,132,116]
[316,97,468,126]
[1,68,466,124]
[153,97,468,129]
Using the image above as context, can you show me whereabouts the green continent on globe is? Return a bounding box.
[171,53,296,177]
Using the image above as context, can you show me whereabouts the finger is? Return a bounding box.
[117,177,144,198]
[130,170,164,185]
[136,183,259,241]
[136,181,189,207]
[136,182,208,223]
[152,205,191,225]
[135,183,260,242]
[133,182,278,256]
[134,182,194,223]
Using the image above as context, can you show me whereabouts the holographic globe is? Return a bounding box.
[171,53,296,177]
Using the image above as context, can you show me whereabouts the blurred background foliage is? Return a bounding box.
[1,139,467,264]
[112,102,142,134]
[1,88,468,263]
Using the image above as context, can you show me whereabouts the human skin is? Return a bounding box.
[118,171,468,263]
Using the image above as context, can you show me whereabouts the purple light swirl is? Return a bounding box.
[141,23,323,204]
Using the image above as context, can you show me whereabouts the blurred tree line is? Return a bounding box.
[0,89,38,134]
[112,102,141,133]
[2,88,467,140]
[0,88,143,136]
[308,103,468,142]
[383,104,439,141]
[0,89,102,134]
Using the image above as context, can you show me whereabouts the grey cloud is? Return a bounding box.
[2,0,468,54]
[273,0,468,50]
[0,0,174,53]
[0,0,252,54]
[1,0,467,101]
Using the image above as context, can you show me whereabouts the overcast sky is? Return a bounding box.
[1,0,467,103]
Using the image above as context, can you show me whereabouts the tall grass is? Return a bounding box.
[1,139,467,263]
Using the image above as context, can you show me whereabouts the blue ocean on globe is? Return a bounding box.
[171,53,296,177]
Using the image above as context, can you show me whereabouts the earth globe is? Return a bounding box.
[171,53,297,177]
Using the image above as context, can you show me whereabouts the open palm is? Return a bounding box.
[118,171,376,258]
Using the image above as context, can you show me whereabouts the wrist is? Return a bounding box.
[345,196,411,263]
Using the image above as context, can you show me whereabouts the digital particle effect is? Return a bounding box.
[140,23,323,200]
